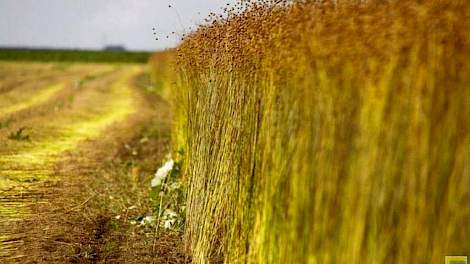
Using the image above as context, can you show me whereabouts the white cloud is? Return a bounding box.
[0,0,238,51]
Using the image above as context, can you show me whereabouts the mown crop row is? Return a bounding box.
[154,0,469,263]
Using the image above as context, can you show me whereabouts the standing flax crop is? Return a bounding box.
[164,0,470,263]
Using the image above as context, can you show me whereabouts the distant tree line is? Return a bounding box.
[0,48,151,63]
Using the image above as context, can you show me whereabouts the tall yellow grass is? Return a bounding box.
[158,0,470,263]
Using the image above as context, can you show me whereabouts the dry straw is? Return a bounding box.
[155,0,470,263]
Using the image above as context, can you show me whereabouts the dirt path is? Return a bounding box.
[0,63,180,263]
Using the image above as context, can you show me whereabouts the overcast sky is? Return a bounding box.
[0,0,236,51]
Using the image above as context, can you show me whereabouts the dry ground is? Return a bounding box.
[0,62,187,263]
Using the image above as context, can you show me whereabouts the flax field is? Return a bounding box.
[153,0,469,263]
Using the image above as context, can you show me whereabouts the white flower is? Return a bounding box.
[164,209,177,218]
[164,218,176,229]
[151,159,174,187]
[141,215,156,226]
[151,177,162,188]
[162,209,178,229]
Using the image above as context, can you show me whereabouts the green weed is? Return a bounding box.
[7,127,30,141]
[0,118,13,130]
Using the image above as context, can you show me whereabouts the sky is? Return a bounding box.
[0,0,236,51]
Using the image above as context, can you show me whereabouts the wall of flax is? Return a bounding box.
[170,1,469,263]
